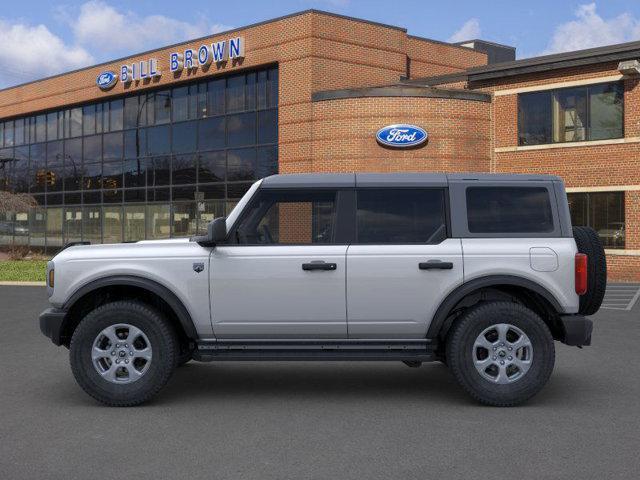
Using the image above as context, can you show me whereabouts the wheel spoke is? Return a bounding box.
[474,336,494,351]
[92,346,110,361]
[496,323,509,344]
[495,364,510,384]
[99,362,119,382]
[102,326,119,346]
[133,347,152,362]
[512,357,532,374]
[125,365,144,381]
[126,325,144,345]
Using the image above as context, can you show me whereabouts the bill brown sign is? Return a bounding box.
[97,36,245,89]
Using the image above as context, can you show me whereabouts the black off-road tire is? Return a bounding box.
[573,226,607,316]
[446,301,555,407]
[70,301,178,407]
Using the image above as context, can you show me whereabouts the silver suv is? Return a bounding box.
[39,173,606,407]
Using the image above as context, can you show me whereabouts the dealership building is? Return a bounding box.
[0,10,638,280]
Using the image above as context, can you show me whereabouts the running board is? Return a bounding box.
[193,339,437,362]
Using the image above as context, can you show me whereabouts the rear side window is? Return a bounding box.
[466,187,554,233]
[356,189,447,243]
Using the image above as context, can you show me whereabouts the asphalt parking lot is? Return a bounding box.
[1,286,639,480]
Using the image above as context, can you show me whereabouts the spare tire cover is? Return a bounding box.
[573,226,607,315]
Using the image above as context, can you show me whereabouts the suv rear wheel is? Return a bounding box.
[70,301,177,406]
[446,301,555,406]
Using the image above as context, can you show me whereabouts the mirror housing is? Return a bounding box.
[209,217,227,244]
[192,217,227,247]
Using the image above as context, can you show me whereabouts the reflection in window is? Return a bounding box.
[172,154,197,185]
[172,202,197,237]
[198,151,225,183]
[103,206,122,243]
[198,117,225,150]
[568,192,625,249]
[147,204,170,239]
[64,207,83,243]
[519,82,623,145]
[125,205,145,241]
[227,148,256,181]
[103,132,123,160]
[147,125,171,155]
[46,207,63,247]
[172,121,197,153]
[227,112,256,147]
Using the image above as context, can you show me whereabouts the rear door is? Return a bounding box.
[346,188,463,338]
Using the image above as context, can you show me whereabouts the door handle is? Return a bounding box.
[419,260,454,270]
[302,261,337,271]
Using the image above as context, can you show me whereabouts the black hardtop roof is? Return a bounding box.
[260,172,562,188]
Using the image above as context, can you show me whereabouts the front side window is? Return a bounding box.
[568,191,625,249]
[356,189,447,244]
[233,190,337,245]
[467,187,554,234]
[518,82,623,146]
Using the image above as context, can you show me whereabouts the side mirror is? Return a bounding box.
[209,217,227,244]
[192,217,227,247]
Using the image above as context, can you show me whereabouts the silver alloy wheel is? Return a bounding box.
[91,324,152,384]
[472,323,533,384]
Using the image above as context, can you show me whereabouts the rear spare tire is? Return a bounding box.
[573,226,607,315]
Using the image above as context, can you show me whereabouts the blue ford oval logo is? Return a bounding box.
[96,71,118,90]
[376,124,428,148]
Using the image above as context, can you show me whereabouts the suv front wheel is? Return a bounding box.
[70,301,178,406]
[446,301,555,407]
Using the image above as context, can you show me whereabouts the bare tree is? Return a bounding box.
[0,191,37,215]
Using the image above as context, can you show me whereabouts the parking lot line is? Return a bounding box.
[601,283,640,311]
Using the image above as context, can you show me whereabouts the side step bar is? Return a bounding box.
[194,339,437,362]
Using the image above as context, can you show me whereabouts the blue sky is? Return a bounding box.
[2,1,640,88]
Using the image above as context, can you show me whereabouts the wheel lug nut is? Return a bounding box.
[508,356,513,360]
[129,351,134,356]
[500,343,505,347]
[508,347,513,351]
[492,356,497,360]
[493,346,497,351]
[500,360,505,365]
[111,351,115,356]
[116,359,120,364]
[125,359,129,364]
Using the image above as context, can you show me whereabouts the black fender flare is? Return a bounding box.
[426,275,564,339]
[62,275,198,339]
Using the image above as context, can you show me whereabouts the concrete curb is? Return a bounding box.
[0,281,46,286]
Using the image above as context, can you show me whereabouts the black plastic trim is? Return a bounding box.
[559,314,593,346]
[39,307,68,346]
[426,275,565,339]
[62,275,198,339]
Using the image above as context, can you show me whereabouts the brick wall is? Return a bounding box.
[406,37,487,79]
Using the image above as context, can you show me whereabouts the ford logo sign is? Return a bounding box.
[96,71,118,90]
[376,124,428,148]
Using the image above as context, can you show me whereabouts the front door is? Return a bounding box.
[210,188,348,338]
[346,188,463,338]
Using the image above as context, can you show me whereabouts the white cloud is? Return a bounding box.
[542,3,640,54]
[71,1,232,55]
[0,20,93,88]
[448,18,481,43]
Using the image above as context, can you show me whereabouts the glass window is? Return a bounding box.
[173,185,196,201]
[83,161,102,191]
[227,148,256,181]
[257,109,277,144]
[154,91,171,124]
[198,200,226,234]
[102,160,123,190]
[4,121,14,146]
[13,146,29,193]
[198,151,225,183]
[147,125,171,155]
[29,143,46,193]
[227,182,252,199]
[226,75,245,113]
[124,205,145,241]
[103,132,123,160]
[172,86,189,122]
[124,96,139,129]
[199,183,225,199]
[103,206,122,243]
[172,121,197,153]
[207,79,225,116]
[227,112,256,147]
[46,141,64,193]
[124,189,146,203]
[103,189,122,204]
[172,202,197,237]
[29,208,46,247]
[590,83,623,141]
[109,100,124,131]
[268,68,278,108]
[197,83,207,118]
[46,113,58,141]
[246,72,256,110]
[64,138,82,192]
[35,115,46,143]
[233,189,337,245]
[519,82,624,145]
[150,156,171,186]
[83,206,102,243]
[14,118,25,145]
[172,154,197,185]
[466,187,554,234]
[257,145,278,178]
[123,158,148,188]
[146,204,170,239]
[0,122,4,147]
[83,105,96,136]
[198,116,225,150]
[124,128,146,158]
[83,135,102,163]
[356,189,447,244]
[568,192,625,249]
[64,207,83,244]
[46,207,63,247]
[69,108,83,138]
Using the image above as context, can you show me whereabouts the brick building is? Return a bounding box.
[0,10,637,280]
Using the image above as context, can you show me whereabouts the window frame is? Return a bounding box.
[225,187,352,246]
[353,187,450,245]
[517,81,624,146]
